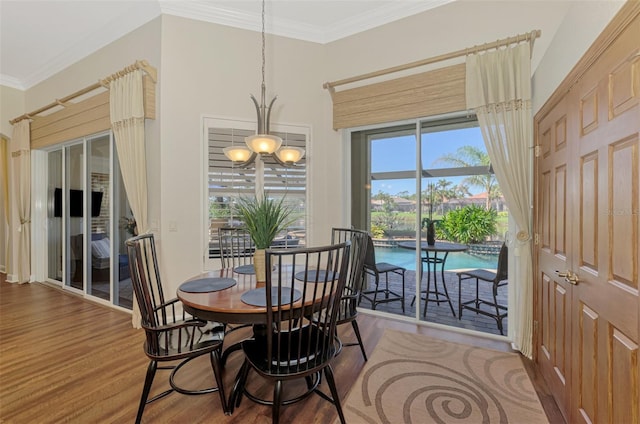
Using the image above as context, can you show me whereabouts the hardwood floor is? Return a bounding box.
[0,276,564,423]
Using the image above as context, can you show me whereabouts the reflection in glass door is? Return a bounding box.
[47,151,63,281]
[87,135,111,301]
[66,143,85,291]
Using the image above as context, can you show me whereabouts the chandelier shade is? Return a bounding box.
[275,146,305,164]
[245,133,282,154]
[223,146,253,163]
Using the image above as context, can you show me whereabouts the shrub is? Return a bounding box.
[437,205,498,244]
[370,223,386,239]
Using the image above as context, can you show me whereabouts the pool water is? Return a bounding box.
[374,247,497,271]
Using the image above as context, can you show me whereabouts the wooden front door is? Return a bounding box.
[535,4,639,423]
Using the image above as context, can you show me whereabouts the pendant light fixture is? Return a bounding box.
[223,0,305,167]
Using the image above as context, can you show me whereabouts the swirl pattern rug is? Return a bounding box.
[340,330,548,424]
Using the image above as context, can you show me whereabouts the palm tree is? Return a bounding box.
[436,146,500,210]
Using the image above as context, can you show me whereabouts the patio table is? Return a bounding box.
[397,241,467,317]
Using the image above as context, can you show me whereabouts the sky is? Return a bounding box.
[371,126,487,196]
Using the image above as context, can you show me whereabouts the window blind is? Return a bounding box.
[331,63,466,130]
[207,127,307,198]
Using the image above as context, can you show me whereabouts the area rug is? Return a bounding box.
[339,329,548,423]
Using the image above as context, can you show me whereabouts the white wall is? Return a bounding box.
[325,1,572,89]
[158,15,333,290]
[532,0,625,112]
[1,85,25,137]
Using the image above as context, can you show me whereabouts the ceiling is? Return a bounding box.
[0,0,454,90]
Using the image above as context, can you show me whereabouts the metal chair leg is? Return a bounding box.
[351,319,367,361]
[273,380,283,424]
[324,365,346,424]
[209,350,229,415]
[136,361,157,424]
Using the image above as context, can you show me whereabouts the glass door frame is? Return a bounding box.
[36,130,130,312]
[347,111,511,338]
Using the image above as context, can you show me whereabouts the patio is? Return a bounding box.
[358,268,509,337]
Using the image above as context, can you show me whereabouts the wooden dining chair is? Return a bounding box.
[126,234,228,423]
[456,242,509,335]
[228,241,352,424]
[218,226,256,274]
[330,227,369,361]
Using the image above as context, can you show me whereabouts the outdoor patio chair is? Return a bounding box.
[359,235,406,312]
[456,242,509,335]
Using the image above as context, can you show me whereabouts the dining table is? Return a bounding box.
[397,241,468,317]
[177,267,333,363]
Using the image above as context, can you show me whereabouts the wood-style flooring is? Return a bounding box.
[0,275,563,423]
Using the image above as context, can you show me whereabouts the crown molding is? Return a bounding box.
[0,75,25,91]
[159,0,454,44]
[325,0,455,43]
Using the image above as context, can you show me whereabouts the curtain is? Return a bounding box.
[1,136,9,271]
[466,43,534,358]
[110,69,148,328]
[10,121,31,283]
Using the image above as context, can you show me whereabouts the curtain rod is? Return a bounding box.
[323,30,540,92]
[10,59,157,125]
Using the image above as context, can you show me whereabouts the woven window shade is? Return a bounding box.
[30,75,155,150]
[331,63,466,130]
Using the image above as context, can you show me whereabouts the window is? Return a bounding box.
[203,117,308,268]
[352,115,505,236]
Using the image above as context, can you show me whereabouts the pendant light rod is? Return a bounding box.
[223,0,305,168]
[250,0,277,136]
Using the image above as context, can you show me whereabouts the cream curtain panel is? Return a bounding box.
[466,43,534,358]
[110,69,148,328]
[1,137,9,270]
[10,120,32,283]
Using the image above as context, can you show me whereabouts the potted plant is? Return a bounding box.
[424,183,437,245]
[233,193,295,283]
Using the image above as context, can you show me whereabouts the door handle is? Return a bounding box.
[565,271,579,285]
[555,270,579,285]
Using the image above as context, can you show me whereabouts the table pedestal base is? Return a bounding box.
[411,253,456,317]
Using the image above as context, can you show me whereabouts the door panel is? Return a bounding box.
[536,97,572,419]
[535,8,639,424]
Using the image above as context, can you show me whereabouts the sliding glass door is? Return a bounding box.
[45,132,132,310]
[351,114,509,336]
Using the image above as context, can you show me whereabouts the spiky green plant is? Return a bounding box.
[233,193,296,249]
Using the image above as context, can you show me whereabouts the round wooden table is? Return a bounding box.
[178,269,270,325]
[177,267,334,364]
[397,241,468,317]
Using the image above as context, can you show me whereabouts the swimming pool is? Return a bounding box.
[374,246,498,271]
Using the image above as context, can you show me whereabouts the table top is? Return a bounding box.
[397,241,468,252]
[177,268,327,325]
